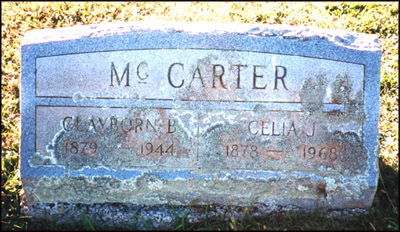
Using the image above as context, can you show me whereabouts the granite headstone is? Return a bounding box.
[20,21,381,227]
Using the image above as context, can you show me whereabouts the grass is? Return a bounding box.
[132,212,153,231]
[80,210,95,231]
[1,2,398,230]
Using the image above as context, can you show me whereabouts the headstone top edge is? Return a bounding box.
[21,21,380,52]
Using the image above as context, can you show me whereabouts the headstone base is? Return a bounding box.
[20,199,369,230]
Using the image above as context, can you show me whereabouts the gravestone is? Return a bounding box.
[20,22,381,227]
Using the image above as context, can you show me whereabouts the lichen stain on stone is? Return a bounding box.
[300,73,328,113]
[33,176,143,204]
[30,171,367,208]
[332,130,367,174]
[322,176,372,208]
[331,73,353,104]
[327,73,365,125]
[300,72,365,125]
[136,173,165,191]
[29,152,55,167]
[295,72,368,175]
[198,123,231,173]
[72,91,86,103]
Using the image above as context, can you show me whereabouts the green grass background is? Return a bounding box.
[1,2,398,230]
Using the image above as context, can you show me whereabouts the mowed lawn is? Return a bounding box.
[1,2,398,230]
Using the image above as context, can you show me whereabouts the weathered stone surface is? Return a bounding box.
[21,21,381,219]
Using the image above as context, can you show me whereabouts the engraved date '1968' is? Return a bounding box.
[298,143,341,165]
